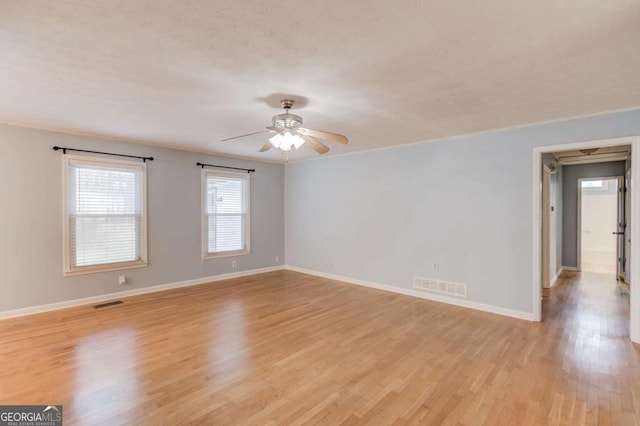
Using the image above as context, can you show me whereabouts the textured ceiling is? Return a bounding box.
[1,1,640,162]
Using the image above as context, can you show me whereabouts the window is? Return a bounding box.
[63,156,147,274]
[202,170,250,258]
[581,180,605,189]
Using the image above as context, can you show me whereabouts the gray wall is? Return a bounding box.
[0,124,284,311]
[561,161,626,268]
[285,109,640,314]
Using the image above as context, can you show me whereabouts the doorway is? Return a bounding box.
[532,136,640,343]
[578,177,621,276]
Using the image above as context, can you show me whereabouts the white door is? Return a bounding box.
[580,178,619,275]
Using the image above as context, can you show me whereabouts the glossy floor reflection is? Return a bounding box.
[0,270,638,425]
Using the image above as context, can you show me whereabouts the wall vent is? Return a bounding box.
[94,300,123,309]
[413,276,467,298]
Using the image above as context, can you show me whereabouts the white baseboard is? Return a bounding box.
[561,265,579,272]
[0,265,284,320]
[285,265,534,321]
[549,266,564,288]
[1,265,535,322]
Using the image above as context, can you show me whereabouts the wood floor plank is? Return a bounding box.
[0,270,638,425]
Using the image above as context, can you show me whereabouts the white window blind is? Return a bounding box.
[203,171,250,256]
[64,157,147,273]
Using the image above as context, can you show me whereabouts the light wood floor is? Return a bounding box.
[1,270,638,425]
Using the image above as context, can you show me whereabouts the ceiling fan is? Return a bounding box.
[221,99,349,156]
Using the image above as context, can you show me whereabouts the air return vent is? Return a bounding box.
[94,300,123,309]
[413,277,467,298]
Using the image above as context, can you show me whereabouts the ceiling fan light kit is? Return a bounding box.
[221,99,349,158]
[269,131,305,151]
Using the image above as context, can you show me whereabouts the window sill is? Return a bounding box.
[64,261,148,277]
[202,250,251,260]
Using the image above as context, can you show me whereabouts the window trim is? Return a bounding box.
[62,154,148,276]
[201,169,251,260]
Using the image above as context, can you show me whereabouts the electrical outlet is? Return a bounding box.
[118,276,127,286]
[275,256,279,263]
[232,260,238,269]
[433,263,439,271]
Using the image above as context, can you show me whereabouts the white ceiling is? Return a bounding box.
[1,1,639,162]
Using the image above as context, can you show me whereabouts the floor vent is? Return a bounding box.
[94,300,123,309]
[413,277,467,298]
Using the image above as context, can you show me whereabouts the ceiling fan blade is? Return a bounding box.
[221,129,272,142]
[266,125,286,132]
[298,127,348,144]
[221,126,282,142]
[259,142,272,152]
[301,135,330,154]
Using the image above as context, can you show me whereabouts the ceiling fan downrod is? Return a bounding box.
[280,99,295,110]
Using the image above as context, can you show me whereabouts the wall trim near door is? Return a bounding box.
[549,266,565,288]
[0,265,285,320]
[561,266,579,272]
[532,135,640,344]
[285,265,534,321]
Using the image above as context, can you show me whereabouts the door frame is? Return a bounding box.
[576,176,622,275]
[617,175,626,280]
[532,136,640,343]
[625,168,632,283]
[541,166,552,288]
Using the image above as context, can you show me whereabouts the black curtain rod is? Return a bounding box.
[197,162,255,173]
[52,146,154,162]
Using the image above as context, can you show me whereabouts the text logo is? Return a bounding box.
[0,405,62,426]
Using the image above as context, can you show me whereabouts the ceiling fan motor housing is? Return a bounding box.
[272,113,303,130]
